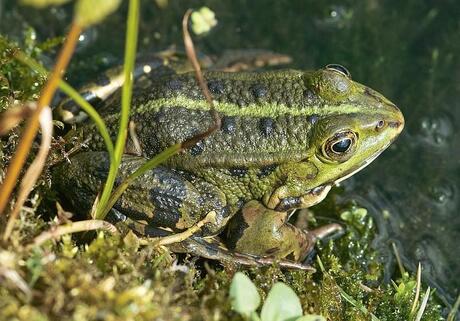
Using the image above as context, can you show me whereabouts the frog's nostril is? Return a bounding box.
[388,120,404,133]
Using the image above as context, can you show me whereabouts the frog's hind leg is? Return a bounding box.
[223,200,343,262]
[53,151,234,237]
[55,54,173,124]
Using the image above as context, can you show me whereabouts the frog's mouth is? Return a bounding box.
[333,149,383,186]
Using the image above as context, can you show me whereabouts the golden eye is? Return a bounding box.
[325,64,351,78]
[323,131,357,161]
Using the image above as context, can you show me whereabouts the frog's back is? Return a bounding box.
[87,70,320,169]
[82,66,400,170]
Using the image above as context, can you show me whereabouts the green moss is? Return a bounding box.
[0,204,445,320]
[0,33,49,112]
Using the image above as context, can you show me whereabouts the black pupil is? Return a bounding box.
[332,138,352,153]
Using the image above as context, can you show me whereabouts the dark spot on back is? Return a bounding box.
[250,83,268,99]
[95,74,111,87]
[303,89,318,104]
[152,107,166,122]
[257,164,278,178]
[259,117,275,137]
[189,140,205,156]
[207,79,225,95]
[228,167,248,177]
[168,78,183,91]
[93,155,110,178]
[221,205,231,218]
[221,116,236,134]
[147,168,189,227]
[307,114,319,125]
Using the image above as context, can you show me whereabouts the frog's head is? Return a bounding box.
[303,64,404,188]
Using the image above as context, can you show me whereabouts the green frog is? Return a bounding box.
[53,52,404,267]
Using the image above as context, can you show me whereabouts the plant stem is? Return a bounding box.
[95,0,139,219]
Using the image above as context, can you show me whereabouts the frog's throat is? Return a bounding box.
[333,144,387,186]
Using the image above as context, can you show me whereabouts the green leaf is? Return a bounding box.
[75,0,122,27]
[295,315,326,321]
[20,0,70,8]
[229,272,261,317]
[261,282,303,321]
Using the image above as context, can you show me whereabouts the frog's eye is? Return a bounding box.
[322,130,357,161]
[326,64,351,78]
[332,138,352,153]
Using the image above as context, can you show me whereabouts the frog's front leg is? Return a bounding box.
[53,151,234,236]
[224,201,342,262]
[263,162,332,211]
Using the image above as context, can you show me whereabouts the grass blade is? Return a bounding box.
[94,0,139,219]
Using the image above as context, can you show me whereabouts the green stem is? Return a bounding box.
[95,0,139,219]
[59,82,114,156]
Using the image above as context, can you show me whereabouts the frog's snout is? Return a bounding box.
[375,100,405,137]
[388,112,404,134]
[388,119,404,133]
[388,107,405,134]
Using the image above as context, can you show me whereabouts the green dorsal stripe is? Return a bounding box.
[136,95,368,118]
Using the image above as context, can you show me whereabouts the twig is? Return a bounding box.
[414,287,430,321]
[156,211,216,246]
[98,9,222,220]
[391,241,406,276]
[3,106,53,241]
[410,263,422,316]
[181,9,221,150]
[29,220,119,249]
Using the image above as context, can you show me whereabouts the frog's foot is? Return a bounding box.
[175,236,315,271]
[111,210,314,270]
[224,200,342,262]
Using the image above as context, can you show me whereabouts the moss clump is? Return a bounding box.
[0,203,445,320]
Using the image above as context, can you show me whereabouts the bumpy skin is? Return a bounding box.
[53,63,404,262]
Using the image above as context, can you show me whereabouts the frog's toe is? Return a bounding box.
[310,223,344,240]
